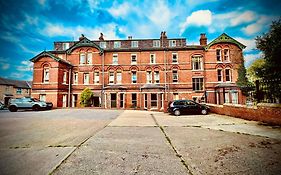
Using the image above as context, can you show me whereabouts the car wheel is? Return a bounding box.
[174,110,181,116]
[201,109,208,115]
[9,106,18,112]
[32,105,40,111]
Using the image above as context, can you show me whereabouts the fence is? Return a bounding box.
[248,79,281,104]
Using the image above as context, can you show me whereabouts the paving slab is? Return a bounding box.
[53,127,189,175]
[163,126,281,175]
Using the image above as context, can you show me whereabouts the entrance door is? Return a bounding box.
[151,93,157,109]
[120,93,124,108]
[93,97,100,107]
[72,94,78,107]
[111,93,117,108]
[144,94,148,109]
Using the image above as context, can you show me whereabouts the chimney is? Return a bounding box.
[79,34,85,41]
[200,33,207,46]
[128,36,132,40]
[99,33,104,41]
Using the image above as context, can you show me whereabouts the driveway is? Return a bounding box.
[0,109,281,175]
[0,109,123,175]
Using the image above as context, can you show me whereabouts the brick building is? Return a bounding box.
[0,77,32,106]
[30,32,246,110]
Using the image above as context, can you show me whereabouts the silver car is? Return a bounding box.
[8,97,53,112]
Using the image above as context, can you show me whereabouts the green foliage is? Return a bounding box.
[80,87,93,107]
[247,58,265,82]
[236,57,251,95]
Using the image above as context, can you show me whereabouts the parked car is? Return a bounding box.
[168,100,209,116]
[8,97,53,112]
[0,102,5,110]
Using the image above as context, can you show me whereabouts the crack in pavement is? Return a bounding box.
[150,114,194,175]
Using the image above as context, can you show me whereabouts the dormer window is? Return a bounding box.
[63,43,69,50]
[131,41,138,48]
[169,40,176,47]
[114,41,121,48]
[153,40,160,47]
[99,42,106,48]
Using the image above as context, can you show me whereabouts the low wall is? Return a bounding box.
[208,103,281,126]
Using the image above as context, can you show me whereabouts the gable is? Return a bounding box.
[205,33,246,50]
[30,51,72,66]
[66,37,103,54]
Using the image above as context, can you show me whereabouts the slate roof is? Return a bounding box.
[0,77,32,89]
[30,51,73,66]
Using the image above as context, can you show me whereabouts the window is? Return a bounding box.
[131,54,137,64]
[173,93,179,100]
[117,72,122,84]
[154,71,160,83]
[73,72,78,84]
[151,94,157,108]
[146,71,152,83]
[109,72,114,84]
[216,49,222,61]
[63,94,67,107]
[63,71,67,84]
[225,69,231,82]
[172,70,178,83]
[225,92,230,103]
[150,54,156,64]
[132,71,137,84]
[192,78,203,91]
[63,43,69,50]
[43,68,49,83]
[172,53,178,63]
[153,40,160,47]
[16,88,22,94]
[114,41,121,48]
[80,53,86,64]
[169,40,176,47]
[231,92,238,104]
[39,94,46,102]
[224,49,229,61]
[87,53,92,64]
[112,54,118,65]
[131,41,138,48]
[132,93,137,107]
[83,73,89,84]
[94,71,99,84]
[192,55,203,70]
[217,69,222,82]
[99,42,106,48]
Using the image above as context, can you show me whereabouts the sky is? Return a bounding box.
[0,0,280,81]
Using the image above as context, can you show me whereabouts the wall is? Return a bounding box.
[208,103,281,125]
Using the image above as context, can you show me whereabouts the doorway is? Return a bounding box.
[111,93,117,108]
[93,96,100,107]
[120,93,124,108]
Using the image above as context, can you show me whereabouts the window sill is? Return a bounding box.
[192,69,204,72]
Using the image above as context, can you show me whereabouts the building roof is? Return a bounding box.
[205,33,246,50]
[30,51,73,66]
[0,77,32,89]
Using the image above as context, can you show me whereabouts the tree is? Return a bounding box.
[255,17,281,102]
[80,87,93,107]
[236,56,251,95]
[247,58,265,82]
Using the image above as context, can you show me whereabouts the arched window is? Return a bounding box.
[43,65,49,83]
[225,68,231,82]
[223,47,230,61]
[216,47,222,61]
[192,55,203,70]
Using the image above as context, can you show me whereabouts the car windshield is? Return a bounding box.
[31,98,40,102]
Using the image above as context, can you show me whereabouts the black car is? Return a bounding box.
[168,100,209,116]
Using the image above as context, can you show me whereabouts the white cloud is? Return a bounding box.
[234,37,256,52]
[10,72,25,79]
[230,11,256,26]
[16,61,33,72]
[180,10,212,34]
[242,15,278,35]
[0,32,20,43]
[19,44,39,55]
[244,52,263,67]
[0,62,10,70]
[87,0,100,13]
[108,2,131,18]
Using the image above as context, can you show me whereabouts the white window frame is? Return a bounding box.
[43,68,49,83]
[39,94,46,102]
[117,71,122,84]
[192,78,204,91]
[231,91,238,104]
[63,71,67,84]
[216,49,222,62]
[154,71,160,83]
[73,72,78,84]
[169,40,176,47]
[146,71,152,84]
[224,49,230,61]
[112,54,118,65]
[172,53,178,63]
[225,69,231,82]
[192,55,203,70]
[87,52,92,64]
[80,53,86,64]
[153,40,160,47]
[172,70,178,83]
[217,69,223,82]
[99,42,106,48]
[109,72,114,84]
[63,43,69,50]
[131,41,138,48]
[131,54,137,64]
[94,71,99,84]
[83,73,89,85]
[150,54,156,64]
[114,41,121,48]
[131,71,137,84]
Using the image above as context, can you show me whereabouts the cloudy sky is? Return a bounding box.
[0,0,280,81]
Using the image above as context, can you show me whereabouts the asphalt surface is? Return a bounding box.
[0,109,281,175]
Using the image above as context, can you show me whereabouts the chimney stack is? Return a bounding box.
[128,36,132,40]
[200,33,207,46]
[99,33,104,41]
[79,34,85,41]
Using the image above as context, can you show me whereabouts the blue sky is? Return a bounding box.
[0,0,280,81]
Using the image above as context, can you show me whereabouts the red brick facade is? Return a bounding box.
[30,32,246,110]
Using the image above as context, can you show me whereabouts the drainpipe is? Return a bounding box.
[101,51,105,108]
[68,67,72,108]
